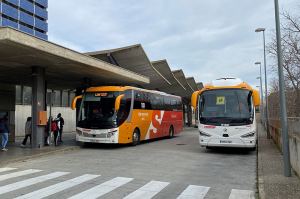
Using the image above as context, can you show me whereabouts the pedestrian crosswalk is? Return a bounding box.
[123,181,169,199]
[0,167,255,199]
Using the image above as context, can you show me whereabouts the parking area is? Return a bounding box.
[2,128,257,199]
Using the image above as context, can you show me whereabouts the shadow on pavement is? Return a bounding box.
[204,147,256,155]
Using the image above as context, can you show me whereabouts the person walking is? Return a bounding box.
[21,117,32,147]
[0,115,9,151]
[55,113,64,143]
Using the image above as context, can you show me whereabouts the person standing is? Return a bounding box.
[0,115,9,151]
[21,117,32,147]
[51,119,59,146]
[55,113,64,143]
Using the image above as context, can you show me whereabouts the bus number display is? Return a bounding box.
[95,93,108,97]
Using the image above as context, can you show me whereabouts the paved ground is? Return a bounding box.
[1,128,257,199]
[0,133,78,166]
[257,122,300,199]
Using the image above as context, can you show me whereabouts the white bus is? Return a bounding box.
[191,78,260,150]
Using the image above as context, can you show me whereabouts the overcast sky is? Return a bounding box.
[48,0,298,86]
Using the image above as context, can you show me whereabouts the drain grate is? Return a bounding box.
[176,143,186,146]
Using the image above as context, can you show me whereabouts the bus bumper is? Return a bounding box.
[199,136,256,148]
[76,129,119,144]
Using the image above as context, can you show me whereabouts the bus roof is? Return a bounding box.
[203,78,254,91]
[86,86,181,98]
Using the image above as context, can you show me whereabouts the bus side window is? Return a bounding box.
[150,94,163,110]
[163,96,171,111]
[171,98,177,111]
[176,98,183,111]
[144,92,152,109]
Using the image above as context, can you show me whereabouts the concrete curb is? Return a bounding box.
[0,146,80,166]
[257,125,266,199]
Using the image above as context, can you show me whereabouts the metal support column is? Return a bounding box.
[31,66,46,148]
[274,0,291,177]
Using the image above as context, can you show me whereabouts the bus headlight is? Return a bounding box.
[107,130,117,138]
[107,132,114,138]
[241,131,256,138]
[200,131,211,137]
[76,129,82,135]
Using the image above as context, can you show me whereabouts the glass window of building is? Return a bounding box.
[15,85,22,104]
[62,90,69,107]
[23,86,32,105]
[69,92,75,107]
[53,90,61,107]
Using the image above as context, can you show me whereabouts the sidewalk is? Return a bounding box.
[257,122,300,199]
[0,132,79,166]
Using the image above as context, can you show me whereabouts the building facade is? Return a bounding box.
[0,0,48,40]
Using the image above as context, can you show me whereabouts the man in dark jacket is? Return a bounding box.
[55,113,64,143]
[0,115,9,151]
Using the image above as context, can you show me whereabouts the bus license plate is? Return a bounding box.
[220,140,232,144]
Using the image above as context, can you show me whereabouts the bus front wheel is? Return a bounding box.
[132,129,140,146]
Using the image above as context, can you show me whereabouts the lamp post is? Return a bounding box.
[274,0,291,177]
[255,62,264,121]
[255,28,270,139]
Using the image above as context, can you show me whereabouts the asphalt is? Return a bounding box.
[257,121,300,199]
[2,123,297,199]
[0,132,79,166]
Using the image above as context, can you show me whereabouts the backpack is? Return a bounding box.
[51,121,58,131]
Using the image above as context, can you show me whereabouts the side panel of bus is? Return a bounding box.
[118,110,183,144]
[117,90,183,144]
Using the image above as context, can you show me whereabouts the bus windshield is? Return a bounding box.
[77,92,120,129]
[199,89,253,126]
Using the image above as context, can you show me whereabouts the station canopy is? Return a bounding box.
[86,44,171,91]
[186,77,198,91]
[0,28,149,89]
[151,60,187,97]
[86,44,200,99]
[172,69,195,97]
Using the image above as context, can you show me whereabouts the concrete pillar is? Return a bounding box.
[31,66,46,148]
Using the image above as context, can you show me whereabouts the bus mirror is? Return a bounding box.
[115,94,124,112]
[191,91,200,109]
[71,95,82,110]
[252,90,260,107]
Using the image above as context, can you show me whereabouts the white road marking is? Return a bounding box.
[14,174,100,199]
[68,177,133,199]
[177,185,210,199]
[123,180,170,199]
[0,169,42,182]
[0,168,17,173]
[228,189,255,199]
[0,172,69,195]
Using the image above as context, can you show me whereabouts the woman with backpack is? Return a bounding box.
[51,119,59,146]
[0,115,9,151]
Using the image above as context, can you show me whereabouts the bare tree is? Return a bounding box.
[267,9,300,117]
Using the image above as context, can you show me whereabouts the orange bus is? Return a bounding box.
[72,86,183,145]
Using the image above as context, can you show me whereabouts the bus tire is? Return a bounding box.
[132,128,140,146]
[169,126,174,138]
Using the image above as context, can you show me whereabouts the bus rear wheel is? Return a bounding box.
[132,129,140,146]
[169,126,174,138]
